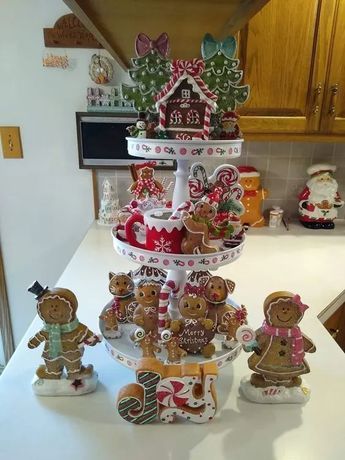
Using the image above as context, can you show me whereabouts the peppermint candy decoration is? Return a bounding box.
[212,165,239,188]
[171,58,205,77]
[235,325,256,345]
[133,327,146,342]
[175,133,192,140]
[156,378,191,407]
[161,329,172,342]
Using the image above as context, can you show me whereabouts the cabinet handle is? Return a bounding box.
[311,82,322,115]
[329,84,339,116]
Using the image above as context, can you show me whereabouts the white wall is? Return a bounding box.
[0,0,125,348]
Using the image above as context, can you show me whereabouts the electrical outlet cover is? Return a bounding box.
[0,126,23,159]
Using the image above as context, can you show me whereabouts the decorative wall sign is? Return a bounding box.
[87,87,134,111]
[42,53,69,69]
[43,13,102,48]
[89,54,113,84]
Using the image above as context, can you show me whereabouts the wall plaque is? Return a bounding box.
[44,13,103,48]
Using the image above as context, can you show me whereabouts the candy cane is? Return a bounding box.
[169,201,194,220]
[202,105,211,140]
[158,103,167,130]
[158,280,178,335]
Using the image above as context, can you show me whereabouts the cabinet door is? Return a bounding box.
[238,0,332,134]
[320,0,345,134]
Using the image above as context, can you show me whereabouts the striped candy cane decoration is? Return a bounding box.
[169,200,194,220]
[158,103,167,130]
[203,105,211,140]
[158,280,177,335]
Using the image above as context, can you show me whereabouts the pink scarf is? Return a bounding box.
[262,321,304,366]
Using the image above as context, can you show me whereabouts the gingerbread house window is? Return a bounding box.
[169,109,182,125]
[186,109,200,125]
[181,89,191,98]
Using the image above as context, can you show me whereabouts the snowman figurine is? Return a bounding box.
[127,118,147,138]
[136,119,147,138]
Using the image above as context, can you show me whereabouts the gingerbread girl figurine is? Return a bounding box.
[238,166,268,227]
[240,291,316,404]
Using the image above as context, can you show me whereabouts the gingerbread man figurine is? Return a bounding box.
[27,281,99,386]
[238,166,268,227]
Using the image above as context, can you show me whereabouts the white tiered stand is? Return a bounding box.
[102,137,245,371]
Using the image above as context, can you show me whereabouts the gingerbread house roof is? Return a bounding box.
[154,72,218,111]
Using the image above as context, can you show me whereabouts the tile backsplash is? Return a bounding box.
[96,142,345,220]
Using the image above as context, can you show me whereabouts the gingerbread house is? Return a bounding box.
[154,59,218,140]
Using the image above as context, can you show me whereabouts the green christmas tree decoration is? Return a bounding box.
[122,33,172,113]
[201,33,250,114]
[218,199,244,215]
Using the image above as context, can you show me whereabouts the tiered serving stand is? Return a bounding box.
[101,137,246,371]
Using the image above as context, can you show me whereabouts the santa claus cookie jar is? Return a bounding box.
[238,166,268,227]
[240,291,316,404]
[298,164,344,229]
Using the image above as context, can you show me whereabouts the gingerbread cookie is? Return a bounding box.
[99,307,121,339]
[128,162,164,200]
[27,281,99,384]
[204,275,237,332]
[161,329,187,364]
[170,285,215,357]
[109,271,137,323]
[181,193,220,255]
[133,280,161,336]
[131,328,161,358]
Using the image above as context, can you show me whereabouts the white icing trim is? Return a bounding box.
[167,127,201,133]
[144,208,184,232]
[157,73,217,110]
[38,295,74,322]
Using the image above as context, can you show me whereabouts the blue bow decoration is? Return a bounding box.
[202,33,237,60]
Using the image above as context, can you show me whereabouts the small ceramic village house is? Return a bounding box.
[154,59,218,140]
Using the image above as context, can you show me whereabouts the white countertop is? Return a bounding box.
[1,221,345,460]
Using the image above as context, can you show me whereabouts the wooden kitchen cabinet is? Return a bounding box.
[238,0,344,139]
[320,0,345,134]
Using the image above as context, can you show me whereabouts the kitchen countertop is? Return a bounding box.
[1,221,345,460]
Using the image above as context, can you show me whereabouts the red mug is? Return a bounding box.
[125,208,184,254]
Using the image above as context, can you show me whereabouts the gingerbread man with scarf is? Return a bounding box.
[246,291,316,388]
[128,162,164,201]
[27,281,99,380]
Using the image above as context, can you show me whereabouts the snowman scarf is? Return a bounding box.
[262,321,305,366]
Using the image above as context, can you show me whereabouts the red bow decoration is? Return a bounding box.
[243,190,258,197]
[135,33,170,58]
[184,283,205,297]
[171,59,205,77]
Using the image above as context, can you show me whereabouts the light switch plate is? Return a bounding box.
[0,126,23,159]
